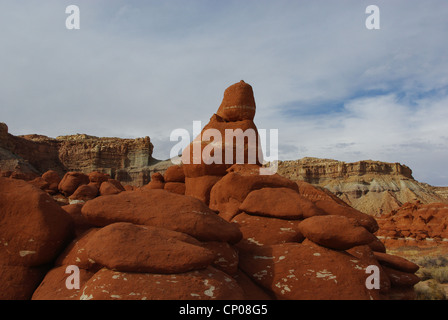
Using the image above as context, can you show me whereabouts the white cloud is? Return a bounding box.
[270,93,448,185]
[1,0,447,185]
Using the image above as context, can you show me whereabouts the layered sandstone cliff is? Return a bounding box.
[0,122,164,186]
[276,157,448,216]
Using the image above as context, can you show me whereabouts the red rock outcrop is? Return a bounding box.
[376,201,448,248]
[99,179,125,196]
[42,170,62,194]
[83,222,216,273]
[238,240,381,300]
[162,164,186,195]
[181,81,262,204]
[77,266,245,300]
[58,172,90,197]
[69,184,99,202]
[144,172,165,190]
[1,81,423,301]
[239,187,324,219]
[81,188,242,243]
[297,215,376,250]
[0,177,74,299]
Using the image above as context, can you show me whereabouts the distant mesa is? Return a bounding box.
[0,124,166,186]
[275,157,448,216]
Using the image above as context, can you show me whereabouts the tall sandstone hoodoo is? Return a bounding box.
[181,80,263,205]
[177,80,420,300]
[1,81,422,300]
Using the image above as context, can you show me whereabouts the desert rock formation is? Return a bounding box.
[0,81,421,300]
[376,201,448,248]
[276,157,448,216]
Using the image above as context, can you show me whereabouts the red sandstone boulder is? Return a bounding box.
[81,189,242,243]
[346,245,391,292]
[232,269,273,300]
[374,252,419,274]
[240,187,324,219]
[79,266,245,300]
[218,198,244,222]
[32,266,95,300]
[69,184,99,202]
[185,175,222,205]
[61,204,94,236]
[238,240,381,300]
[123,184,135,191]
[99,180,125,196]
[367,235,387,253]
[54,228,101,272]
[388,286,417,300]
[0,265,48,300]
[108,179,125,191]
[0,177,74,299]
[164,165,185,183]
[144,172,165,189]
[0,177,74,267]
[201,241,239,275]
[231,212,304,251]
[382,266,420,287]
[28,177,50,191]
[209,170,299,216]
[346,245,391,295]
[216,80,256,122]
[85,222,216,273]
[163,182,186,195]
[41,170,61,193]
[58,172,90,197]
[298,215,375,250]
[296,181,379,233]
[88,171,110,188]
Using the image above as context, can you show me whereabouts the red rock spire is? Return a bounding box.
[216,80,256,122]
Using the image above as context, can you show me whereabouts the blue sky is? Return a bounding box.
[1,1,448,186]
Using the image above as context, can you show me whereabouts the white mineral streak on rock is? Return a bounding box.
[316,269,337,283]
[203,280,215,297]
[254,255,274,260]
[19,250,36,257]
[253,270,268,280]
[247,237,263,246]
